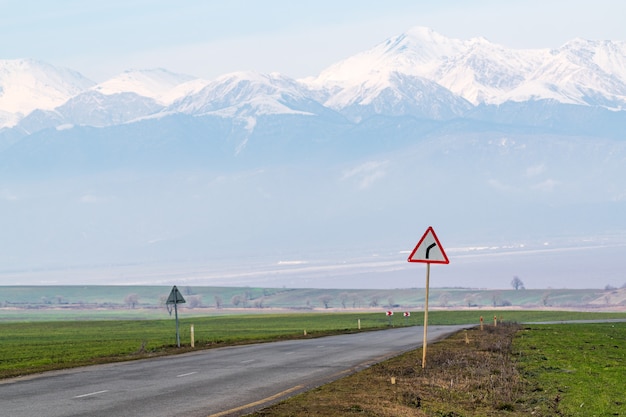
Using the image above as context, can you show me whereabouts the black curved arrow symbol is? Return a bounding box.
[426,243,437,259]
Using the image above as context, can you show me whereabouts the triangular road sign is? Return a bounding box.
[408,226,449,264]
[166,285,186,304]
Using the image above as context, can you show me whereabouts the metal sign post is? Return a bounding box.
[166,286,186,347]
[408,226,449,369]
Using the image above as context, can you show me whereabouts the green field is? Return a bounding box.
[1,310,624,380]
[0,311,399,378]
[515,322,626,416]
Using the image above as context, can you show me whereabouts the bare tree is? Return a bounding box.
[351,294,364,308]
[369,295,380,307]
[124,293,139,309]
[511,276,525,290]
[438,291,450,307]
[187,295,202,309]
[231,295,242,307]
[491,291,502,307]
[214,295,223,309]
[318,295,333,309]
[464,293,478,307]
[339,292,349,309]
[541,292,551,306]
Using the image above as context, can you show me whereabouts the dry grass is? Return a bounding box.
[251,323,532,416]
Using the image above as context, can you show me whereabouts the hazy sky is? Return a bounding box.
[3,0,626,82]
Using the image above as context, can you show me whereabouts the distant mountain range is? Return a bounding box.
[2,27,626,131]
[1,27,625,289]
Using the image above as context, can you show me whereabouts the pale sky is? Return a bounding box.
[2,0,625,82]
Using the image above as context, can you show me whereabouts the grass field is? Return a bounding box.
[0,312,377,378]
[1,310,624,381]
[515,322,626,416]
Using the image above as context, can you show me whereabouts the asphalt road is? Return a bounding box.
[0,325,470,417]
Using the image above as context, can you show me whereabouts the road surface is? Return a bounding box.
[0,325,470,417]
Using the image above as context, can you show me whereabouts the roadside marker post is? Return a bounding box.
[166,286,186,347]
[408,226,449,369]
[386,310,394,326]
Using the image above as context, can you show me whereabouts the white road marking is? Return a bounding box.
[176,372,198,378]
[240,359,254,364]
[74,390,109,398]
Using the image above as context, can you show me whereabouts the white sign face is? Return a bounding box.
[408,227,449,264]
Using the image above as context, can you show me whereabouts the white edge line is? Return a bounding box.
[176,371,198,378]
[74,390,109,398]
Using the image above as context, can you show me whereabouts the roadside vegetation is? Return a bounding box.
[251,321,626,416]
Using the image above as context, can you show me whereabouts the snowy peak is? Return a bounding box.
[507,39,626,108]
[170,71,325,117]
[559,37,626,82]
[307,26,626,109]
[307,27,465,88]
[323,72,471,121]
[436,41,547,104]
[0,59,94,127]
[92,68,200,105]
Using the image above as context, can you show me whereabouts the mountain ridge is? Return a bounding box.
[2,26,626,131]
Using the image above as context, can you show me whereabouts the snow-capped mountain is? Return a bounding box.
[3,26,626,131]
[303,27,540,105]
[0,59,95,127]
[19,91,164,132]
[305,27,626,110]
[320,71,472,121]
[2,27,626,131]
[509,38,626,108]
[92,68,204,105]
[168,71,334,118]
[306,27,468,88]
